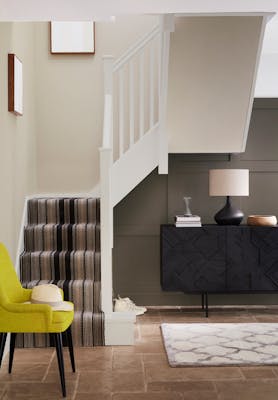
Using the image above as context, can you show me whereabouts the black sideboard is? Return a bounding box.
[160,224,278,316]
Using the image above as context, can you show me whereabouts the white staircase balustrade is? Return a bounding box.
[112,25,161,160]
[99,16,174,338]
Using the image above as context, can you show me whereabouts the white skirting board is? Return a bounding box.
[105,312,136,345]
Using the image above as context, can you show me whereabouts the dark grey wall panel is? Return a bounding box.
[243,109,278,161]
[243,173,278,216]
[113,99,278,306]
[114,168,168,236]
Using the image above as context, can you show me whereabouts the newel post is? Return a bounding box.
[158,15,175,175]
[100,55,114,314]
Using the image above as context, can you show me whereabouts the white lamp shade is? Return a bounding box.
[209,169,249,197]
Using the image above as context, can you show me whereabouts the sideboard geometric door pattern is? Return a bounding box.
[161,225,278,294]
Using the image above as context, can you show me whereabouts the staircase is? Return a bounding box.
[15,17,174,346]
[17,197,104,347]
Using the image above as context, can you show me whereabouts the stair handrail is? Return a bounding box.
[113,25,160,72]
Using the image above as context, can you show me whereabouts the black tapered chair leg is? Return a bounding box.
[8,333,16,373]
[53,333,66,397]
[66,327,75,373]
[0,333,7,368]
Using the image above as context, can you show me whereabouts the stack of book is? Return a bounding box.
[175,215,202,227]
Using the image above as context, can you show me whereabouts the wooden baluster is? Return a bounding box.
[149,40,155,129]
[139,51,145,138]
[119,68,124,157]
[129,60,135,147]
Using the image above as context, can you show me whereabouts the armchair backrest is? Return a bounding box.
[0,243,24,304]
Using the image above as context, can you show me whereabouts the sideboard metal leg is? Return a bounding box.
[201,293,205,310]
[205,292,209,318]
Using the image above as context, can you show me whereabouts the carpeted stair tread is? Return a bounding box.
[22,279,101,312]
[24,223,100,251]
[18,196,104,347]
[20,250,100,281]
[27,198,100,225]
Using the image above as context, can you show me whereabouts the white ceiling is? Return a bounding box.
[262,14,278,53]
[0,0,278,21]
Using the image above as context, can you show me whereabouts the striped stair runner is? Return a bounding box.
[17,198,104,347]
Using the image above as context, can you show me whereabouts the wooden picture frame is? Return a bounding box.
[8,54,23,116]
[50,22,95,54]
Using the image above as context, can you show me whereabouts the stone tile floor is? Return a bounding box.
[1,306,278,399]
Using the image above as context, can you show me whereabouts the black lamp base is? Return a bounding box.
[214,196,244,225]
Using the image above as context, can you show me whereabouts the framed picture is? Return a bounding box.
[50,22,95,54]
[8,54,23,116]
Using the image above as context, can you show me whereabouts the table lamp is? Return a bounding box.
[209,169,249,225]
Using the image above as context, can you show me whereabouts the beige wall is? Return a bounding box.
[0,16,157,260]
[34,16,158,193]
[167,16,263,153]
[0,23,36,261]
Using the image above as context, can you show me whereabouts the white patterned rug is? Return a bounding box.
[161,323,278,367]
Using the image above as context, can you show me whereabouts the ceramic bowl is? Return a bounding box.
[247,215,277,226]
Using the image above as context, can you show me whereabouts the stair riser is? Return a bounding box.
[24,224,100,252]
[22,280,101,313]
[21,251,101,281]
[28,198,100,225]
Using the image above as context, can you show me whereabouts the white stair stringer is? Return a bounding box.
[111,123,159,208]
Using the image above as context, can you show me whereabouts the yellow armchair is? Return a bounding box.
[0,243,75,397]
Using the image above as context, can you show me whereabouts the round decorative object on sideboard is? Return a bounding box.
[247,215,277,226]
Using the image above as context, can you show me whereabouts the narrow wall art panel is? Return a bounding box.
[8,54,23,116]
[50,22,95,54]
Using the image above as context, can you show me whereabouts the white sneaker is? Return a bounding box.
[118,296,147,313]
[114,296,147,316]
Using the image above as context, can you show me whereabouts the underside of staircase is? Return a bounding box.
[17,197,104,347]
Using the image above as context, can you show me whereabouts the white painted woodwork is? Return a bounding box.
[118,69,124,156]
[113,26,160,72]
[149,42,155,128]
[100,148,113,313]
[100,23,164,329]
[158,15,175,174]
[102,94,113,148]
[105,312,136,345]
[139,52,145,139]
[111,123,160,207]
[129,60,135,146]
[102,56,114,150]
